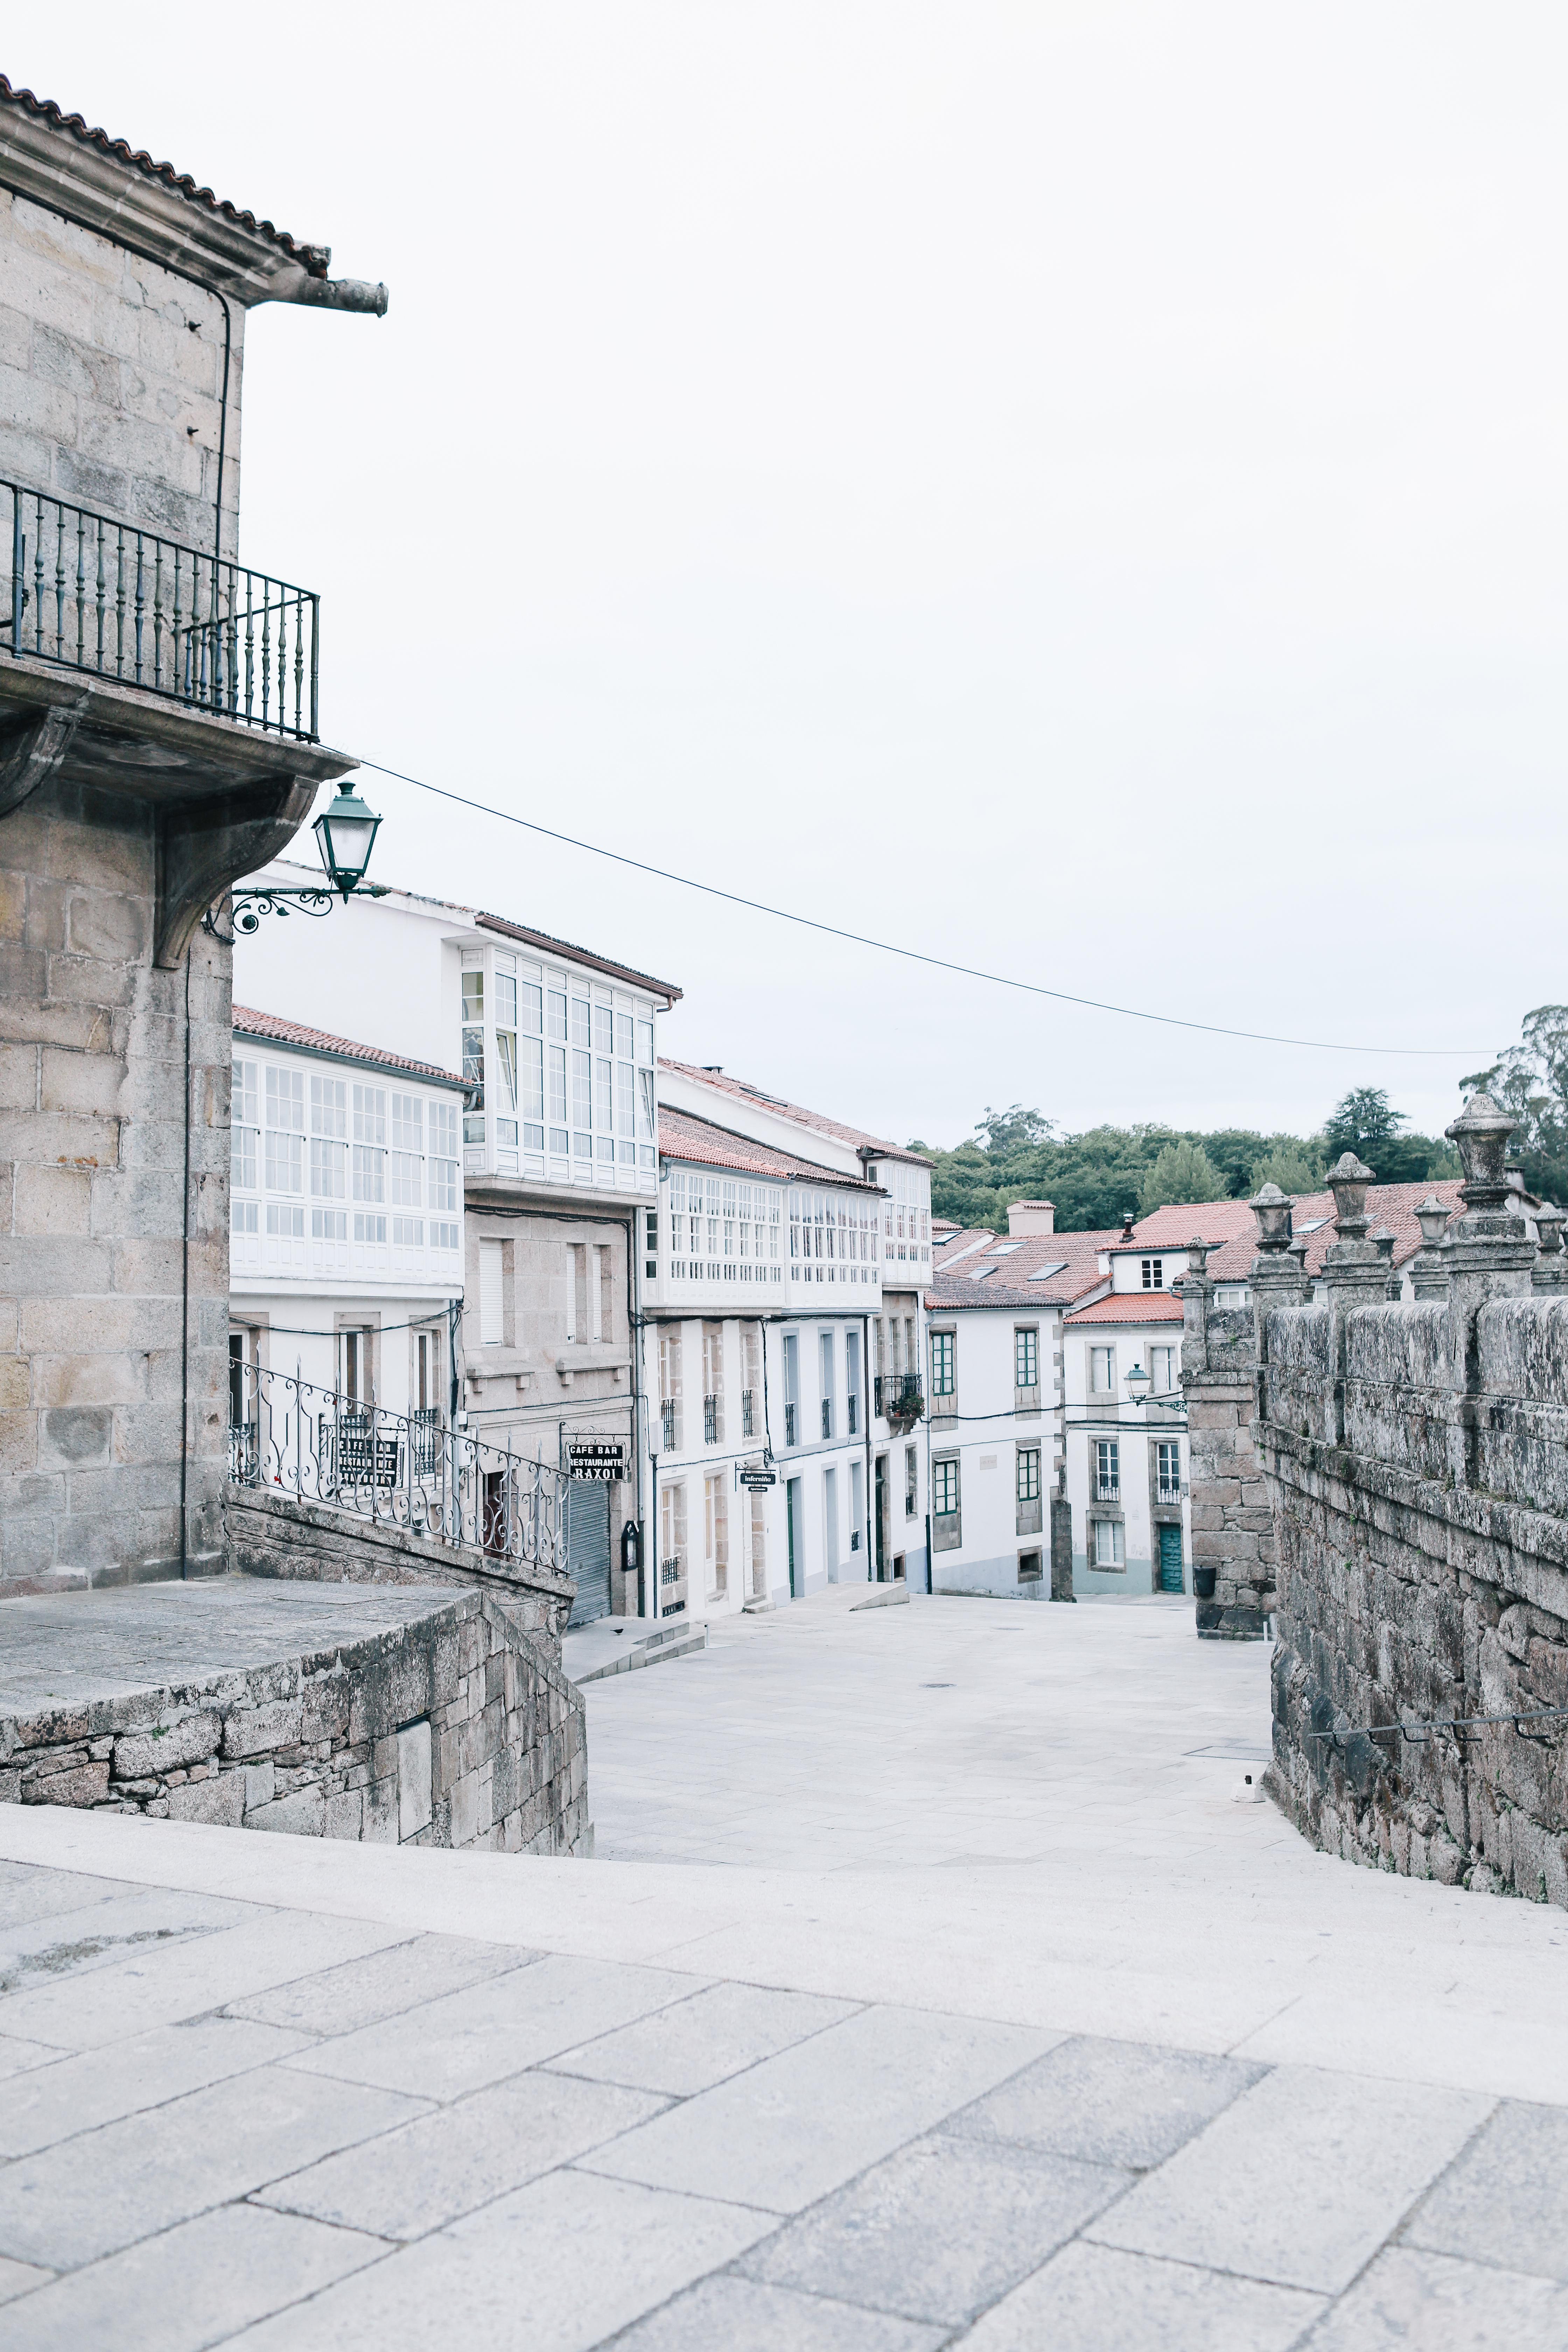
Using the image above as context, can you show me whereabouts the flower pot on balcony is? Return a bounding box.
[1194,1567,1217,1601]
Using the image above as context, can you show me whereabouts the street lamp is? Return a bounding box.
[313,780,383,897]
[205,775,390,938]
[1123,1363,1151,1407]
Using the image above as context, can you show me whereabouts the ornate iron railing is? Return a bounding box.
[229,1360,566,1575]
[2,479,320,741]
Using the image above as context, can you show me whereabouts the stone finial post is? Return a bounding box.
[1317,1154,1390,1446]
[1409,1195,1451,1302]
[1249,1182,1313,1317]
[1531,1201,1568,1295]
[1371,1227,1400,1301]
[1440,1092,1535,1321]
[1318,1153,1390,1305]
[1179,1237,1213,1374]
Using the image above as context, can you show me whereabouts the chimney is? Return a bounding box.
[1007,1199,1055,1237]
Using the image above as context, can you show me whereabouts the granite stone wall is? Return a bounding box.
[0,1585,590,1856]
[0,182,244,554]
[0,786,231,1594]
[225,1480,575,1647]
[1262,1292,1568,1904]
[1193,1118,1568,1906]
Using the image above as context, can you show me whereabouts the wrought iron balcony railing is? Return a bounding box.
[3,479,320,742]
[741,1388,755,1439]
[661,1400,678,1451]
[704,1394,720,1444]
[784,1401,798,1447]
[886,1376,925,1429]
[228,1359,566,1573]
[821,1398,834,1441]
[847,1393,859,1436]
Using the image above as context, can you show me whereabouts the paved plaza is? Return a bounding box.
[1,1593,1567,2348]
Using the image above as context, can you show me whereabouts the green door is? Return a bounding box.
[1158,1523,1184,1593]
[787,1478,801,1601]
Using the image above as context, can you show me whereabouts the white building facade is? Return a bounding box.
[231,860,680,1624]
[655,1062,935,1600]
[228,1008,466,1451]
[1061,1242,1191,1597]
[638,1106,884,1618]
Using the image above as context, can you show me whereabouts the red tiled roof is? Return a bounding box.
[1066,1291,1185,1326]
[476,913,681,1004]
[926,1229,1119,1311]
[659,1060,931,1168]
[0,75,325,268]
[659,1106,881,1191]
[1128,1182,1471,1281]
[232,1006,464,1088]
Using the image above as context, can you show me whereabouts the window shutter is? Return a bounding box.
[479,1241,504,1345]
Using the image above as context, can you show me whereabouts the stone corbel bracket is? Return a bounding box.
[154,774,318,968]
[0,699,86,820]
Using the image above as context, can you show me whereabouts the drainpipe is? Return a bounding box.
[861,1311,873,1580]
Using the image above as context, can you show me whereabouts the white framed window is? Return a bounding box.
[1151,1344,1178,1394]
[1095,1438,1120,1501]
[1157,1438,1182,1502]
[1093,1518,1126,1569]
[1015,1326,1038,1388]
[479,1239,504,1345]
[704,1472,728,1598]
[461,968,485,1143]
[429,1098,460,1211]
[1090,1345,1116,1395]
[432,1221,460,1251]
[1214,1284,1251,1309]
[353,1213,387,1244]
[231,1056,258,1191]
[310,1137,346,1199]
[1017,1447,1041,1504]
[312,1073,346,1137]
[933,1456,960,1518]
[264,1065,304,1192]
[1141,1256,1164,1290]
[233,1199,258,1234]
[312,1208,346,1240]
[930,1329,955,1397]
[393,1217,424,1247]
[266,1203,304,1237]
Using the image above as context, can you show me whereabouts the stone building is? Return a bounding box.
[0,77,384,1595]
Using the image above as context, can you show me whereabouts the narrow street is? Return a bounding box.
[4,1596,1566,2347]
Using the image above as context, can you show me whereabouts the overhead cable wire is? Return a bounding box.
[356,758,1488,1060]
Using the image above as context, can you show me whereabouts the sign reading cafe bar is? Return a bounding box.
[568,1439,626,1483]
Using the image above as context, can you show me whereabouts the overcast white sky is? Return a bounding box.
[18,7,1567,1149]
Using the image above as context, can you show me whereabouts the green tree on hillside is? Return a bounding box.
[1137,1138,1228,1217]
[1463,1005,1568,1207]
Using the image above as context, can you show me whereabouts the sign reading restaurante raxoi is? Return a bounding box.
[568,1439,626,1483]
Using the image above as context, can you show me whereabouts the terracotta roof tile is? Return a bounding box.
[1066,1292,1185,1325]
[1127,1182,1471,1280]
[926,1229,1119,1310]
[231,1006,464,1088]
[475,913,681,1003]
[659,1060,931,1167]
[659,1106,882,1191]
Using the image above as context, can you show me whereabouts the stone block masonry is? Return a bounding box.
[0,784,232,1595]
[1186,1108,1568,1907]
[0,1577,591,1856]
[1180,1247,1275,1639]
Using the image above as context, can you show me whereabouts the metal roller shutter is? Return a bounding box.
[566,1481,611,1627]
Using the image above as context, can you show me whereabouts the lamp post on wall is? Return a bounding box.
[203,777,390,938]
